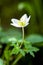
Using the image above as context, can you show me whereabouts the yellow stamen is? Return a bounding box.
[18,21,26,26]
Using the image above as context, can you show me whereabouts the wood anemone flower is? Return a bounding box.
[10,14,31,27]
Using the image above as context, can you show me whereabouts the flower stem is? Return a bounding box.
[12,54,22,65]
[12,27,24,65]
[20,27,24,48]
[22,27,24,42]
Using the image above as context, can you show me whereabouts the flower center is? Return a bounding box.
[18,21,26,26]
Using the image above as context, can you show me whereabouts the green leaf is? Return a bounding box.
[24,41,31,49]
[26,34,43,43]
[24,45,39,53]
[11,44,20,55]
[29,52,35,57]
[24,41,39,57]
[20,49,25,56]
[30,47,39,52]
[6,28,22,40]
[0,58,5,65]
[11,47,20,55]
[4,50,10,60]
[0,28,21,44]
[1,37,17,44]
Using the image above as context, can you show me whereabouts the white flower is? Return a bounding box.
[10,14,31,27]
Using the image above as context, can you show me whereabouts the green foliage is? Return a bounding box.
[0,27,43,65]
[19,49,25,56]
[25,34,43,47]
[10,40,39,57]
[4,49,11,60]
[11,43,20,55]
[24,41,39,57]
[0,28,21,43]
[26,34,43,43]
[0,58,5,65]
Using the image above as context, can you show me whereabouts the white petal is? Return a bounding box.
[24,23,29,27]
[20,14,27,22]
[11,19,21,27]
[10,23,21,27]
[11,19,19,24]
[26,15,31,23]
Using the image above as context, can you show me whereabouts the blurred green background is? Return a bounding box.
[0,0,43,65]
[0,0,43,34]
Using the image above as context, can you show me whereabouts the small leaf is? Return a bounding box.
[20,49,25,56]
[30,47,39,52]
[11,46,20,55]
[29,52,35,57]
[25,45,39,53]
[24,42,31,49]
[24,42,39,57]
